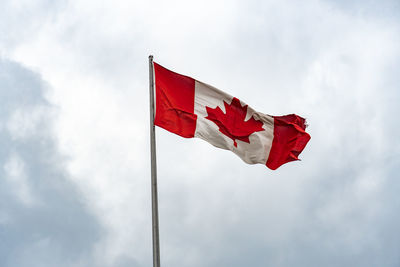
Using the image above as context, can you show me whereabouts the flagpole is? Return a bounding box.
[149,55,161,267]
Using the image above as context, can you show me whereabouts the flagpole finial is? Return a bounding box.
[149,55,154,60]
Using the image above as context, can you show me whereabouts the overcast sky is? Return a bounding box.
[1,0,399,266]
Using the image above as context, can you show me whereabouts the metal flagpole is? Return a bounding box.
[148,55,161,267]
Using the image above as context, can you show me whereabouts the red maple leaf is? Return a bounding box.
[205,97,265,147]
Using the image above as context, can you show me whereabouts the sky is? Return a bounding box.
[1,0,399,266]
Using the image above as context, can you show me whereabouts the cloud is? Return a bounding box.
[1,0,400,266]
[0,0,67,53]
[0,58,101,267]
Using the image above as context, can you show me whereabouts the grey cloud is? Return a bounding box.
[326,0,400,18]
[1,0,399,266]
[0,58,101,267]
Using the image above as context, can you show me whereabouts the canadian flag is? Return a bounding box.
[153,62,310,170]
